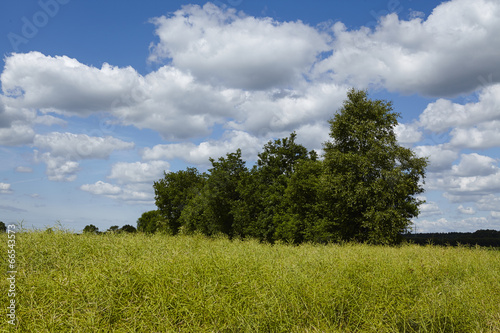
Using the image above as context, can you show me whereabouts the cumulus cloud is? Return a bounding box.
[458,205,476,215]
[449,121,500,149]
[414,144,458,172]
[108,161,170,184]
[142,130,264,165]
[149,3,330,90]
[394,123,422,145]
[315,0,500,96]
[33,132,134,181]
[80,181,153,203]
[451,153,497,177]
[419,84,500,132]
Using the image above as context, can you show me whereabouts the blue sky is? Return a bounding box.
[1,0,499,233]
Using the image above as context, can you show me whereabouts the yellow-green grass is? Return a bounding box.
[1,229,499,332]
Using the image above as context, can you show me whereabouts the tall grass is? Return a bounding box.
[1,229,499,332]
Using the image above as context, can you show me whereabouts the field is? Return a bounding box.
[1,229,500,332]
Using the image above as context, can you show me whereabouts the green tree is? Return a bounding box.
[234,133,313,242]
[181,149,247,237]
[120,224,137,233]
[275,158,325,243]
[153,167,205,234]
[107,225,120,233]
[0,221,6,233]
[83,224,99,234]
[136,210,163,234]
[322,89,427,244]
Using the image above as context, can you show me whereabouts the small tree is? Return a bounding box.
[107,225,120,233]
[136,210,162,233]
[322,89,427,244]
[0,221,6,233]
[120,224,137,233]
[83,224,99,234]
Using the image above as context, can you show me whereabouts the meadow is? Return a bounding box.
[1,229,499,332]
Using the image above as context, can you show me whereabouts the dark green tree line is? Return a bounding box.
[147,89,428,244]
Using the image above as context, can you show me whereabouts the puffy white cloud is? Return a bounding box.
[451,153,497,177]
[1,52,243,140]
[458,205,476,215]
[80,181,153,203]
[419,84,500,132]
[449,121,500,149]
[80,181,122,196]
[1,52,140,115]
[33,132,134,160]
[0,123,35,146]
[414,144,458,172]
[33,132,134,181]
[316,0,500,96]
[149,3,330,90]
[228,83,347,136]
[0,183,13,194]
[34,153,80,182]
[108,161,170,184]
[142,130,264,165]
[394,123,422,145]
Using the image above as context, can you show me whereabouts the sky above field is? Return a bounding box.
[1,0,499,233]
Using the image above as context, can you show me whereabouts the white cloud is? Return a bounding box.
[419,200,442,217]
[316,0,500,96]
[142,130,264,165]
[419,84,500,132]
[0,123,35,146]
[1,52,140,115]
[33,132,134,181]
[149,3,330,90]
[33,132,134,160]
[0,183,13,194]
[458,205,476,215]
[394,123,422,144]
[449,121,500,149]
[1,52,243,140]
[451,153,497,177]
[228,83,347,136]
[414,144,458,172]
[81,181,122,196]
[80,181,153,203]
[108,161,170,184]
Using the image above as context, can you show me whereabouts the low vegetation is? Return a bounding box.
[2,229,499,332]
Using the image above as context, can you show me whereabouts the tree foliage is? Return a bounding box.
[148,89,427,245]
[136,210,163,234]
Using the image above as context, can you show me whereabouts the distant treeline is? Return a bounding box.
[404,229,500,247]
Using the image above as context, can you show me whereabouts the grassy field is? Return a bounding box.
[1,229,500,332]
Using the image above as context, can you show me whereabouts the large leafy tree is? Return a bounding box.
[153,167,205,234]
[322,89,427,244]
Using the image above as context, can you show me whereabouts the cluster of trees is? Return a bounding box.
[83,224,136,234]
[141,89,428,244]
[405,230,500,247]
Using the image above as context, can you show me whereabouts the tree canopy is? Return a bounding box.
[148,89,427,244]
